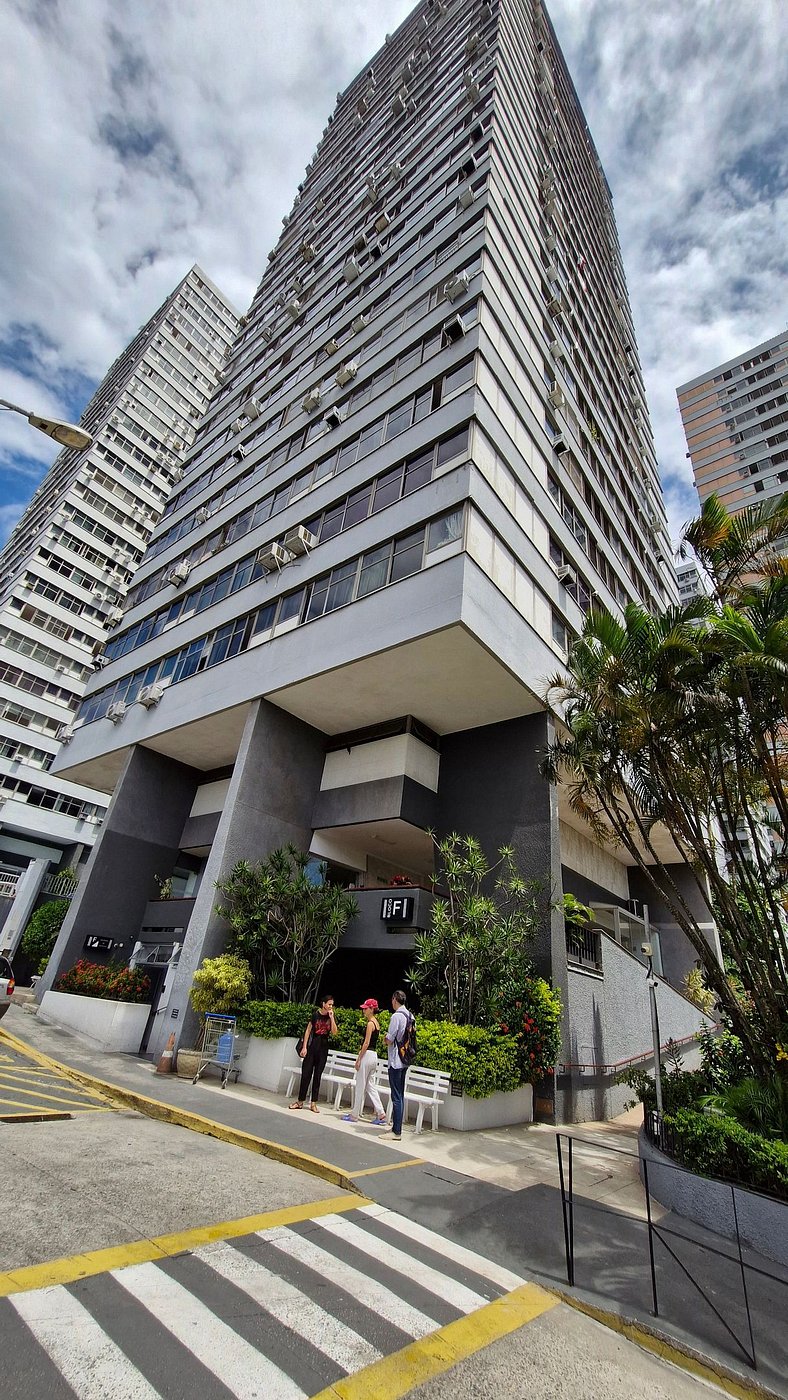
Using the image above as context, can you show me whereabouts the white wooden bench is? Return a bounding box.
[377,1065,451,1132]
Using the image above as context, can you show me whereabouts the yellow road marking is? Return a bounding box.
[0,1083,111,1109]
[0,1109,71,1122]
[309,1282,559,1400]
[348,1160,423,1178]
[0,1026,363,1196]
[0,1195,369,1297]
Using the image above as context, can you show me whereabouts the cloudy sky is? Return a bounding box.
[1,0,786,550]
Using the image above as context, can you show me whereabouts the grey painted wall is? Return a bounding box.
[37,746,200,998]
[561,933,713,1122]
[154,698,325,1059]
[312,775,436,831]
[339,886,435,950]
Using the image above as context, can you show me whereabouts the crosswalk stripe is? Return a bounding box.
[261,1225,439,1340]
[197,1238,382,1373]
[10,1284,163,1399]
[112,1259,305,1399]
[359,1204,527,1292]
[0,1081,107,1108]
[315,1213,491,1315]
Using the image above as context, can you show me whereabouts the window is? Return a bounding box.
[371,466,403,513]
[278,589,305,624]
[427,509,463,553]
[390,529,425,583]
[403,449,433,495]
[343,486,373,528]
[325,560,358,612]
[357,543,391,598]
[442,357,475,399]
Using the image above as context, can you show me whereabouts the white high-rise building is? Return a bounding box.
[45,1,711,1118]
[0,267,238,953]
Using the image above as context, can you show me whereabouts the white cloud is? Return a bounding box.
[0,0,786,550]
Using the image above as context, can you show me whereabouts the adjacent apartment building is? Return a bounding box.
[678,329,788,514]
[43,0,711,1118]
[0,267,238,956]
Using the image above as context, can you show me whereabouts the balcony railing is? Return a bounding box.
[565,923,602,973]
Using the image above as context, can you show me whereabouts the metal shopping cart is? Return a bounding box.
[193,1013,239,1088]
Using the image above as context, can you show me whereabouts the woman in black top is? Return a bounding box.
[290,995,337,1112]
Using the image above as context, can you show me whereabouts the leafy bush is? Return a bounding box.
[237,1000,520,1098]
[55,960,151,1004]
[189,954,252,1016]
[702,1075,788,1141]
[682,967,716,1015]
[20,899,68,975]
[488,976,563,1083]
[665,1107,788,1201]
[698,1025,751,1090]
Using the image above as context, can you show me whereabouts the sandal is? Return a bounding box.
[310,1102,320,1113]
[289,1101,303,1110]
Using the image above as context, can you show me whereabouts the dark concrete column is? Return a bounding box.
[435,712,568,1120]
[157,699,325,1059]
[37,746,200,998]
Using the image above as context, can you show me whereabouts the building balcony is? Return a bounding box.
[339,883,435,951]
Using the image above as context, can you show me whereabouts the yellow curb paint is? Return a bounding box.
[309,1282,558,1400]
[543,1290,773,1400]
[0,1067,108,1095]
[0,1109,71,1122]
[0,1083,111,1109]
[348,1160,424,1178]
[0,1194,368,1297]
[0,1026,363,1196]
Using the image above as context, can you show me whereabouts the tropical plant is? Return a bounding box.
[682,968,716,1015]
[215,846,358,1004]
[543,493,788,1076]
[55,960,151,1003]
[189,954,252,1017]
[487,975,563,1082]
[407,832,545,1026]
[702,1075,788,1142]
[20,898,69,975]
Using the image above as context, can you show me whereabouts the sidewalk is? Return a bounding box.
[4,1005,787,1398]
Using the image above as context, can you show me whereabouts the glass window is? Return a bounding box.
[278,588,305,624]
[313,452,335,482]
[320,504,345,542]
[436,425,469,467]
[413,386,433,423]
[208,624,233,667]
[343,486,373,528]
[251,497,272,528]
[371,466,403,513]
[252,602,277,637]
[390,529,425,582]
[337,439,359,471]
[403,448,433,495]
[427,509,463,553]
[357,543,391,598]
[442,357,475,399]
[325,561,358,612]
[385,400,414,442]
[272,483,291,514]
[306,575,330,621]
[357,418,385,457]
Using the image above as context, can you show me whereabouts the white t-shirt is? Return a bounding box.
[386,1007,410,1068]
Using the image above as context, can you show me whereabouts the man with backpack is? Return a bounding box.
[382,989,415,1140]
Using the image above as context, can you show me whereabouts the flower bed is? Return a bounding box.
[55,959,151,1003]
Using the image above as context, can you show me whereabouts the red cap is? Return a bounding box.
[360,998,379,1010]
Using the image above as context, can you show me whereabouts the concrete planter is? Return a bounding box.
[237,1036,295,1093]
[175,1049,202,1079]
[438,1083,534,1131]
[38,990,149,1054]
[639,1128,788,1269]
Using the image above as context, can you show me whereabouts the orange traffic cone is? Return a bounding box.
[156,1032,176,1074]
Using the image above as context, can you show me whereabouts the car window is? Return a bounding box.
[0,956,13,979]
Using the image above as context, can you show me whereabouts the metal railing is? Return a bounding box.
[42,873,79,898]
[565,923,602,972]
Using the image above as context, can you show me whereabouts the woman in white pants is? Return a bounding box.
[342,999,386,1125]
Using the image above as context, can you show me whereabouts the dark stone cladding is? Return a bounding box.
[311,775,436,831]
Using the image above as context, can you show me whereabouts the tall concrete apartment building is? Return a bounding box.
[0,267,238,955]
[678,330,788,514]
[44,0,708,1117]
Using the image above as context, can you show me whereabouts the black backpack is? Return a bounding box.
[398,1012,417,1067]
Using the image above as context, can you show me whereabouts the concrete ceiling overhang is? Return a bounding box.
[557,783,686,867]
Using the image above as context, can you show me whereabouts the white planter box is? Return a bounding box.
[237,1035,294,1093]
[38,990,149,1054]
[440,1083,533,1131]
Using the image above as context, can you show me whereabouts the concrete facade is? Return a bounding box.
[41,0,710,1114]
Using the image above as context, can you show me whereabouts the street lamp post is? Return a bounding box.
[642,942,664,1115]
[0,398,92,451]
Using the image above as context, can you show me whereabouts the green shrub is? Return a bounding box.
[55,960,151,1004]
[664,1107,788,1201]
[20,898,68,974]
[237,1000,519,1098]
[698,1025,751,1090]
[189,954,252,1016]
[487,976,563,1083]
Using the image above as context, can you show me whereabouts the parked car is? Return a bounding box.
[0,954,14,1020]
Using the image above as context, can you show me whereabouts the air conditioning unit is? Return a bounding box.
[444,271,470,302]
[106,607,125,626]
[171,466,185,482]
[545,233,558,253]
[267,249,277,263]
[552,434,569,455]
[466,31,482,54]
[324,337,340,356]
[545,262,560,284]
[283,525,318,556]
[324,405,346,430]
[388,160,403,180]
[548,339,566,360]
[546,126,558,148]
[138,683,165,709]
[231,417,245,434]
[300,241,317,262]
[351,313,368,334]
[443,313,467,344]
[335,361,358,387]
[374,211,391,234]
[343,258,360,284]
[238,313,249,327]
[465,81,481,103]
[235,445,247,461]
[547,295,565,317]
[556,564,577,588]
[470,120,484,142]
[166,561,191,586]
[215,371,226,385]
[59,724,76,744]
[302,387,322,413]
[548,386,566,410]
[195,506,213,524]
[458,184,476,209]
[107,702,127,724]
[365,177,380,202]
[391,91,410,118]
[262,325,275,342]
[285,299,303,321]
[243,398,262,419]
[354,232,368,252]
[258,542,294,571]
